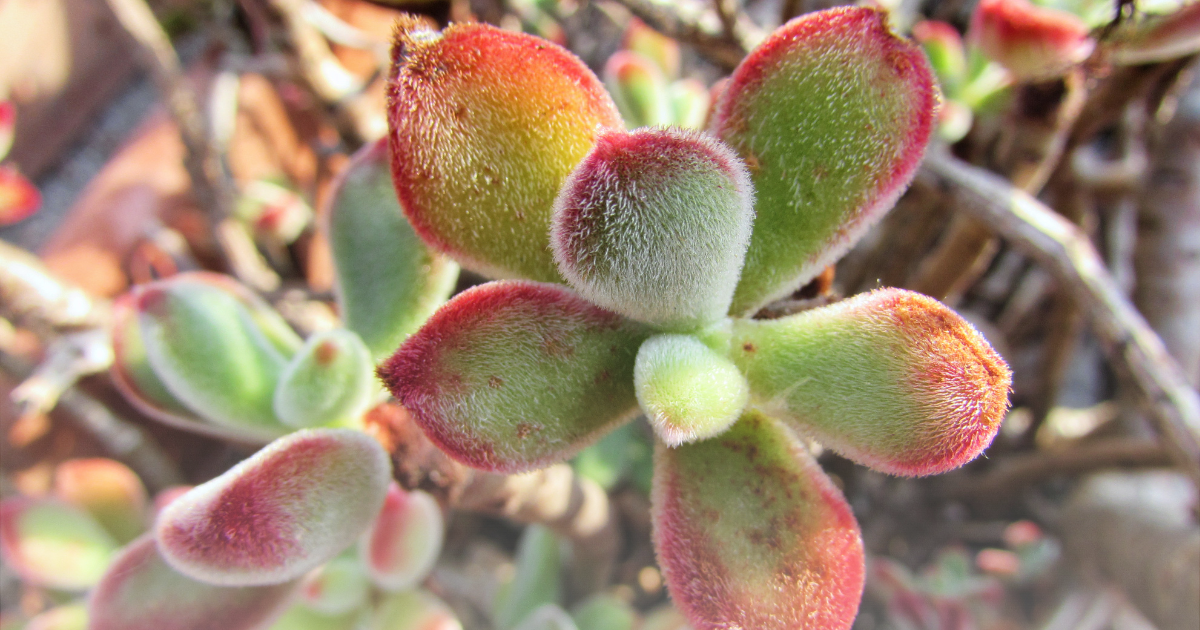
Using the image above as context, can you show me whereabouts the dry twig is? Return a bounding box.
[918,151,1200,486]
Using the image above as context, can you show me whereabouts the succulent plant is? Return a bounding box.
[378,7,1012,630]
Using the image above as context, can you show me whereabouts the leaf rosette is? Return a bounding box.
[383,8,1011,630]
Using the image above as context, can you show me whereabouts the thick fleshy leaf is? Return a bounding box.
[361,483,444,591]
[156,429,391,586]
[493,525,563,630]
[634,334,749,446]
[624,19,681,79]
[297,555,371,615]
[274,329,375,429]
[514,606,579,630]
[604,52,673,129]
[88,535,296,630]
[711,7,938,315]
[388,21,624,282]
[54,459,147,544]
[188,272,304,356]
[266,606,364,630]
[372,590,462,630]
[237,179,313,244]
[668,79,711,130]
[0,497,117,591]
[0,165,41,226]
[25,604,87,630]
[0,100,13,160]
[912,21,968,94]
[326,139,459,361]
[729,289,1011,476]
[969,0,1094,81]
[653,412,863,630]
[1108,2,1200,65]
[379,281,650,473]
[551,127,753,331]
[571,595,637,630]
[135,278,291,439]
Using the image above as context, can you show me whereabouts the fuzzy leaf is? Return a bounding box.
[604,52,673,129]
[326,139,459,360]
[0,498,117,591]
[571,595,637,630]
[297,555,371,616]
[653,412,864,630]
[156,429,391,586]
[360,483,444,591]
[969,0,1094,81]
[135,278,291,439]
[372,590,462,630]
[634,334,749,446]
[111,292,236,440]
[274,329,375,429]
[54,458,147,544]
[551,127,753,331]
[711,7,938,315]
[88,535,296,630]
[624,19,681,79]
[729,289,1011,476]
[194,272,303,356]
[379,281,650,473]
[388,22,623,282]
[1108,2,1200,65]
[494,526,563,630]
[236,179,312,244]
[0,165,41,226]
[25,604,87,630]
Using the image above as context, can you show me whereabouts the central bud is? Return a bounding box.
[634,333,750,446]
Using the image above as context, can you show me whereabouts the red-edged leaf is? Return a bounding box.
[156,429,391,586]
[361,483,444,591]
[0,497,117,591]
[88,534,296,630]
[0,165,41,226]
[969,0,1094,81]
[730,289,1011,476]
[551,127,754,331]
[653,412,864,630]
[0,100,14,159]
[712,7,937,315]
[54,458,147,544]
[388,21,623,282]
[379,281,651,473]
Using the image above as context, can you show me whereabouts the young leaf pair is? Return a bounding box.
[381,7,1011,630]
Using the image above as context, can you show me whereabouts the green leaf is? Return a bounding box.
[729,289,1011,476]
[571,595,637,630]
[88,535,297,630]
[493,526,563,630]
[274,329,375,429]
[54,458,147,545]
[326,139,458,361]
[513,606,579,630]
[652,412,864,630]
[0,498,117,591]
[296,554,371,616]
[23,603,87,630]
[603,52,673,129]
[634,334,748,446]
[371,590,462,630]
[379,281,651,473]
[135,277,291,440]
[156,429,391,586]
[551,127,753,331]
[360,484,444,592]
[712,7,938,315]
[388,22,623,282]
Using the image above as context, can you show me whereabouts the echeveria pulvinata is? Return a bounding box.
[376,7,1012,630]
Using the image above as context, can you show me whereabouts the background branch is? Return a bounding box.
[918,151,1200,486]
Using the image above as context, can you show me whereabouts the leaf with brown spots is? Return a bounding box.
[652,412,864,630]
[379,281,652,473]
[729,289,1011,476]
